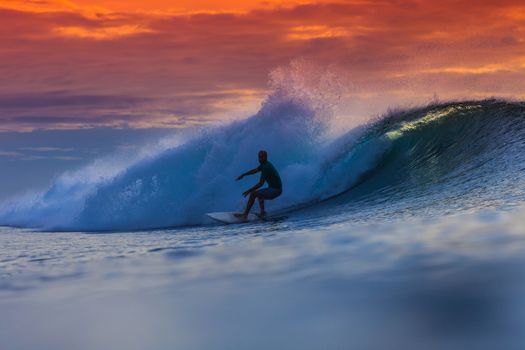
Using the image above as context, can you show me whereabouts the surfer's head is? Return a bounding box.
[258,150,267,164]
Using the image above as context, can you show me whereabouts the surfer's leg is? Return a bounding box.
[258,198,266,217]
[242,192,257,216]
[236,192,257,219]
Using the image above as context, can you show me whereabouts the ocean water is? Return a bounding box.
[1,82,525,348]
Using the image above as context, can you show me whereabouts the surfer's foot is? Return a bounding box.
[234,213,248,220]
[257,211,266,218]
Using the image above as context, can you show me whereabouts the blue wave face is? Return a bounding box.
[1,97,525,231]
[307,100,525,223]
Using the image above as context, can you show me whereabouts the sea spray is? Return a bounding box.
[0,62,350,230]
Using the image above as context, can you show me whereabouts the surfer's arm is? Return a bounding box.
[236,168,260,180]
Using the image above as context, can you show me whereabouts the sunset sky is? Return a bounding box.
[2,0,525,131]
[1,0,525,196]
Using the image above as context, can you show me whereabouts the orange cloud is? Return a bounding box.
[54,24,154,39]
[0,0,348,16]
[421,64,512,75]
[499,5,525,20]
[287,25,348,40]
[0,0,111,18]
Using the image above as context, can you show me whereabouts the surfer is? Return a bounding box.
[235,150,282,219]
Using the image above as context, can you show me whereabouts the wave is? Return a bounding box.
[1,74,525,231]
[316,99,525,220]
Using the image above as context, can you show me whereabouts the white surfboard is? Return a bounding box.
[206,212,260,224]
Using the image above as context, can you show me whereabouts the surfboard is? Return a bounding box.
[206,212,260,224]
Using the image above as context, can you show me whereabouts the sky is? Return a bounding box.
[1,0,525,196]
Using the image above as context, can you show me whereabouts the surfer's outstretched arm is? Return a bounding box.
[236,168,259,180]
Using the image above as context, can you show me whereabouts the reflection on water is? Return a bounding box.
[1,207,525,349]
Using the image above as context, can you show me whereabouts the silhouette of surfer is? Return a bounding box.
[235,150,282,219]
